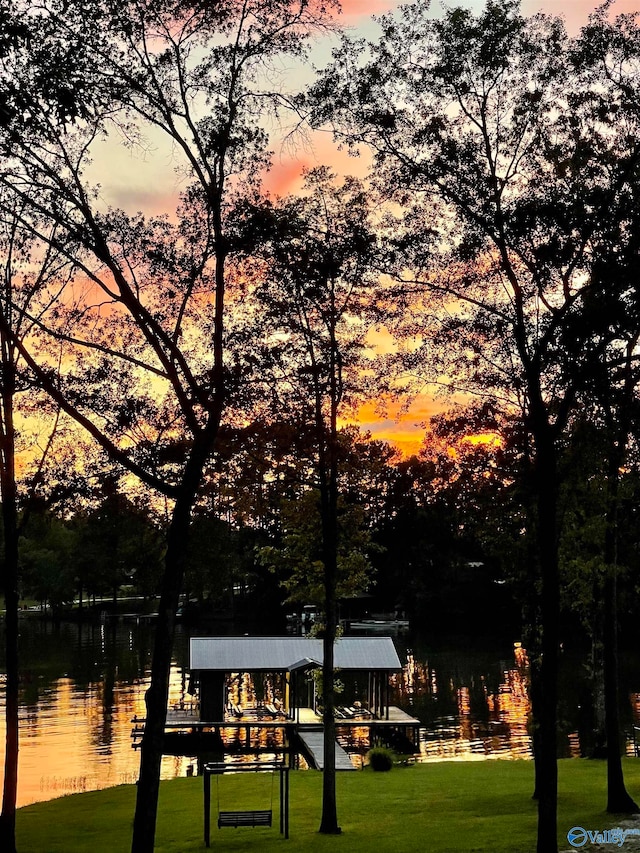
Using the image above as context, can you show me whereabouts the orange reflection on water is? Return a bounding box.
[484,650,531,759]
[626,693,640,756]
[0,663,194,807]
[398,644,534,761]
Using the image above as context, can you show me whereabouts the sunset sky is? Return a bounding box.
[96,0,638,457]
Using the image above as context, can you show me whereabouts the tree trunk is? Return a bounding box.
[603,430,638,813]
[528,649,542,801]
[131,431,218,853]
[0,530,19,853]
[318,304,341,836]
[319,610,341,834]
[533,431,560,853]
[0,374,19,853]
[318,467,341,835]
[603,569,637,811]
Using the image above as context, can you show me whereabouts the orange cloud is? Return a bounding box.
[465,433,502,447]
[353,393,443,457]
[338,0,401,18]
[365,326,397,354]
[263,155,314,196]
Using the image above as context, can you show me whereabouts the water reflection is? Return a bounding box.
[389,642,535,760]
[4,622,640,808]
[0,617,194,806]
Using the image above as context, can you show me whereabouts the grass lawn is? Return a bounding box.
[16,758,640,853]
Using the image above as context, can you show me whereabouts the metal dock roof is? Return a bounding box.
[190,636,401,672]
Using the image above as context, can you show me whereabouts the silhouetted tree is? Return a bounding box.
[0,3,337,850]
[309,2,640,847]
[247,169,379,833]
[0,190,78,852]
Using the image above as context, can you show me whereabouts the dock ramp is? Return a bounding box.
[298,729,356,771]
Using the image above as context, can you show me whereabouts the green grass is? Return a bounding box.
[16,758,640,853]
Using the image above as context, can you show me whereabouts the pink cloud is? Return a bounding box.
[264,127,371,197]
[337,0,400,18]
[262,156,313,197]
[522,0,639,32]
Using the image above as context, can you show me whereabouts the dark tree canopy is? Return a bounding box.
[3,2,640,852]
[307,1,640,848]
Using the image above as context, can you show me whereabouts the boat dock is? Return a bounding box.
[132,704,421,764]
[133,636,423,764]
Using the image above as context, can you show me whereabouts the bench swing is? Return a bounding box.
[216,765,273,829]
[203,761,290,847]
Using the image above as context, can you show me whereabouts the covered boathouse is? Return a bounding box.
[172,636,421,769]
[191,635,401,722]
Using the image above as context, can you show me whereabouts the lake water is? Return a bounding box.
[0,616,638,806]
[0,616,195,806]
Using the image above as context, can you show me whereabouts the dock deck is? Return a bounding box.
[165,705,420,728]
[293,706,420,726]
[133,705,421,757]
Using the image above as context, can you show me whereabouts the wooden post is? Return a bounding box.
[284,766,289,839]
[385,674,390,721]
[203,770,210,848]
[280,767,284,835]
